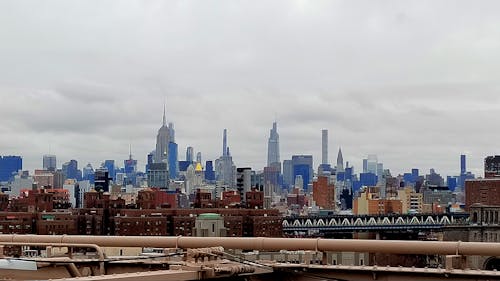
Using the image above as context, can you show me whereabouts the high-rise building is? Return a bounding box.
[0,155,22,182]
[62,160,80,180]
[366,154,378,174]
[196,152,202,164]
[215,129,236,187]
[267,122,280,168]
[103,160,115,181]
[237,167,252,202]
[147,163,169,189]
[291,155,313,192]
[205,161,215,182]
[168,142,178,179]
[146,152,154,172]
[460,154,466,175]
[223,129,228,156]
[43,155,57,171]
[94,169,110,192]
[485,155,500,178]
[186,147,194,163]
[82,163,94,183]
[283,160,293,188]
[124,153,137,185]
[168,122,175,143]
[154,105,170,164]
[336,147,344,172]
[321,129,328,165]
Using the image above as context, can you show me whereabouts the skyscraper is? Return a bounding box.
[43,154,57,171]
[267,122,280,168]
[216,129,236,186]
[154,105,170,164]
[336,147,344,172]
[223,129,228,156]
[62,160,80,180]
[168,122,175,143]
[103,160,115,181]
[460,154,466,175]
[321,129,328,165]
[186,146,194,163]
[0,155,22,182]
[291,155,313,192]
[168,142,178,179]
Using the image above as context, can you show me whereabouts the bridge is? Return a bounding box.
[0,234,500,280]
[283,213,469,233]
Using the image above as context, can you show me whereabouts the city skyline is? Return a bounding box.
[1,1,499,177]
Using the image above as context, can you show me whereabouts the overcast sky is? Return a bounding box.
[1,1,499,177]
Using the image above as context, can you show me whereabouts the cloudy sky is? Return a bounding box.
[1,0,499,177]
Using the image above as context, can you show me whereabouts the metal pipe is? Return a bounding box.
[0,241,105,275]
[2,235,500,257]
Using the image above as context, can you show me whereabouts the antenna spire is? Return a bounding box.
[162,100,166,126]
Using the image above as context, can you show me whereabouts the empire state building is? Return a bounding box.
[154,106,170,164]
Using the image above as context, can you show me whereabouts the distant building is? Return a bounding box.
[353,190,402,215]
[94,169,110,192]
[215,129,236,187]
[168,142,178,179]
[291,155,313,192]
[313,176,335,210]
[267,122,280,169]
[282,160,293,188]
[398,187,423,214]
[154,105,170,164]
[186,146,194,163]
[82,163,94,183]
[204,161,215,182]
[194,213,226,237]
[42,155,56,172]
[336,147,344,172]
[321,129,328,165]
[62,160,81,181]
[485,155,500,178]
[465,178,500,210]
[236,167,252,202]
[0,156,22,182]
[147,163,169,189]
[103,160,115,181]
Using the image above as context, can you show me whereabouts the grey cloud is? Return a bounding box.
[1,0,500,176]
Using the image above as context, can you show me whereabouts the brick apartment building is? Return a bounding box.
[0,188,282,237]
[313,176,335,210]
[465,178,500,210]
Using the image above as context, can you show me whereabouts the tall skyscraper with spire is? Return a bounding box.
[336,147,344,172]
[267,122,280,169]
[154,104,170,164]
[216,129,236,186]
